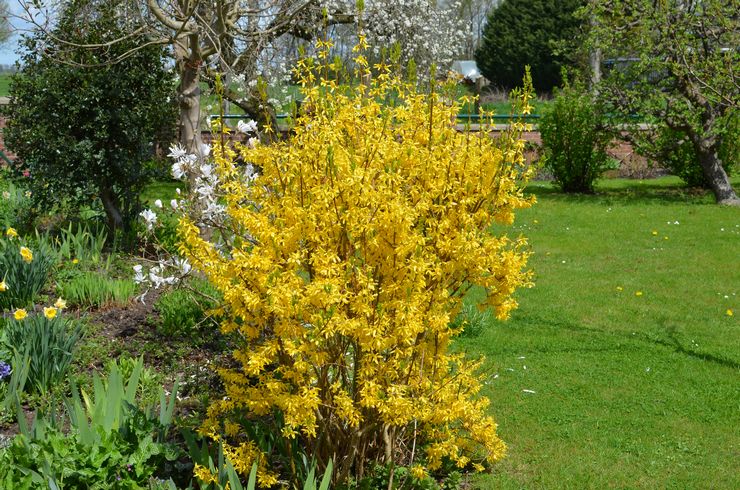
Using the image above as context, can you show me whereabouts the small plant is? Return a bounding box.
[0,232,56,311]
[451,303,493,339]
[0,358,181,488]
[54,222,108,265]
[539,78,615,193]
[105,355,162,407]
[154,279,219,337]
[57,271,137,308]
[0,181,35,233]
[0,306,83,395]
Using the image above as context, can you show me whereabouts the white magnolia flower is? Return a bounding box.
[133,264,146,284]
[175,257,192,275]
[154,199,163,208]
[176,188,181,195]
[238,119,258,134]
[200,164,214,179]
[171,161,187,180]
[139,209,157,231]
[167,144,187,160]
[170,199,178,210]
[200,143,212,157]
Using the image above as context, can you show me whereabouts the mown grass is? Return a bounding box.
[0,73,11,97]
[459,176,739,488]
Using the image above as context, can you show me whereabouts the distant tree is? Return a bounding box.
[0,1,11,46]
[475,0,584,93]
[590,0,739,205]
[4,0,177,236]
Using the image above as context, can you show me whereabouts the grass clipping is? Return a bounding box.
[180,39,536,486]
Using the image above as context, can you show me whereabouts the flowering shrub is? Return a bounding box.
[175,40,535,486]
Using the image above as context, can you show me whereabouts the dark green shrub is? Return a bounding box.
[475,0,584,93]
[4,0,177,239]
[539,82,614,192]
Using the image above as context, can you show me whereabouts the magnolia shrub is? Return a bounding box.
[180,41,535,485]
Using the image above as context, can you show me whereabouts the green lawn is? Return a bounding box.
[0,73,11,97]
[461,177,739,488]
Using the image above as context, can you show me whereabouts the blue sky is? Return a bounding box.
[0,1,35,66]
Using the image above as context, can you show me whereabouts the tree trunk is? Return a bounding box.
[100,186,124,234]
[696,144,740,205]
[176,35,203,156]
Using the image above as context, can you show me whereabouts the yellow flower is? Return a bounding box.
[43,307,57,320]
[72,258,79,265]
[616,286,623,291]
[6,227,17,238]
[410,465,427,479]
[651,231,658,236]
[14,309,27,321]
[20,246,33,263]
[635,291,643,296]
[0,280,6,292]
[54,298,67,309]
[728,309,734,317]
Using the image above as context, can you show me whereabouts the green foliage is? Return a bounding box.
[345,463,461,489]
[154,280,219,337]
[57,271,136,309]
[451,303,492,339]
[53,222,108,265]
[0,358,181,489]
[185,431,334,490]
[0,312,83,396]
[539,81,615,193]
[475,0,584,93]
[636,111,738,189]
[590,0,740,203]
[0,236,56,311]
[105,356,163,408]
[3,0,177,237]
[0,181,35,233]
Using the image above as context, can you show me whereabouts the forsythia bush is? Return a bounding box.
[180,39,535,486]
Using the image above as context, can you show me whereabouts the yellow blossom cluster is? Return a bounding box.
[179,42,535,484]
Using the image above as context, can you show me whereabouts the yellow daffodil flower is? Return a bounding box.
[20,247,33,263]
[43,307,57,320]
[54,298,67,309]
[6,227,17,238]
[0,280,6,292]
[14,309,27,321]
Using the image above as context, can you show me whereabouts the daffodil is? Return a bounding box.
[54,298,67,309]
[728,309,734,317]
[0,280,6,292]
[6,227,17,238]
[20,246,33,263]
[14,309,27,321]
[43,307,57,320]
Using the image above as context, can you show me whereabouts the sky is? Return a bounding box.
[0,1,36,67]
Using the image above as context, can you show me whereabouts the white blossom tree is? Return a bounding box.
[17,0,466,154]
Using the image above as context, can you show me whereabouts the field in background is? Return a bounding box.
[464,177,739,488]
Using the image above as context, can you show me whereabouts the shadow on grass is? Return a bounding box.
[525,178,720,206]
[497,313,740,370]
